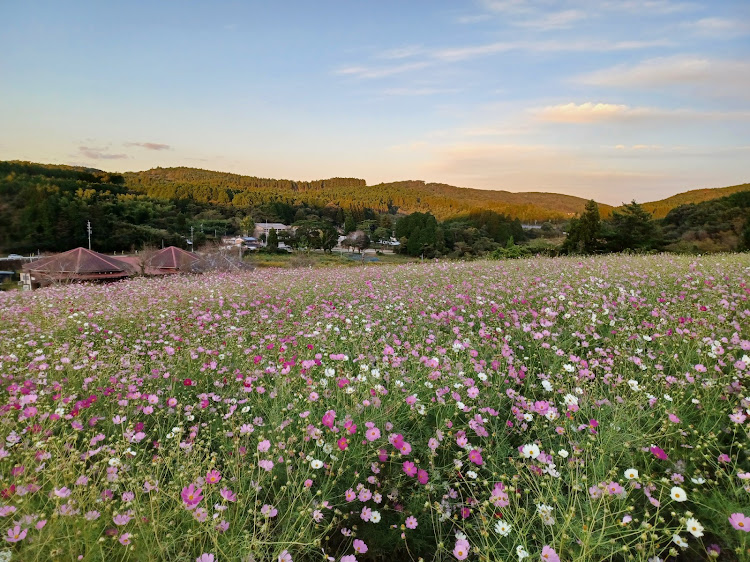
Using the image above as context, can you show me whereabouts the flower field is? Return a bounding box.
[1,254,749,562]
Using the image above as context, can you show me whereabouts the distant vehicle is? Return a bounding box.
[7,254,23,259]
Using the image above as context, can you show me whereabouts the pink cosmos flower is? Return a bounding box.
[258,440,271,453]
[113,513,131,526]
[219,487,237,502]
[337,436,348,451]
[417,469,429,485]
[181,484,203,508]
[345,489,356,502]
[729,513,750,531]
[541,545,560,562]
[365,427,381,441]
[453,539,470,560]
[322,410,336,429]
[403,461,417,477]
[405,516,418,529]
[278,551,292,562]
[5,525,27,543]
[261,504,278,518]
[468,449,483,466]
[118,532,132,545]
[205,469,222,484]
[353,539,368,554]
[196,554,215,562]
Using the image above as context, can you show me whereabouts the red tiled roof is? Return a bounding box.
[23,248,134,275]
[148,246,199,270]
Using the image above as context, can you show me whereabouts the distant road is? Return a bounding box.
[0,256,42,262]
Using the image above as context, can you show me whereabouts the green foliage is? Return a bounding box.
[562,200,602,254]
[660,190,750,253]
[267,228,279,251]
[604,200,661,253]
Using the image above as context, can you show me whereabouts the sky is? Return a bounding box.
[1,0,749,204]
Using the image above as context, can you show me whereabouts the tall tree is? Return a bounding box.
[605,200,660,252]
[563,199,601,254]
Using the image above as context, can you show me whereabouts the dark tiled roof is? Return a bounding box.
[148,246,199,270]
[23,248,133,275]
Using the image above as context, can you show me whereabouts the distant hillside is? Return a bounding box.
[124,168,606,222]
[637,183,750,219]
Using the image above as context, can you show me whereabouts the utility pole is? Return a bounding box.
[87,220,92,250]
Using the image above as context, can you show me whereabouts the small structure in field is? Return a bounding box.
[146,246,200,275]
[21,247,136,289]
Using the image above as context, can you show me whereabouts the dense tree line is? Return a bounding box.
[561,193,750,255]
[2,161,747,258]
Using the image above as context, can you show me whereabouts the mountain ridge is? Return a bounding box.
[4,160,749,222]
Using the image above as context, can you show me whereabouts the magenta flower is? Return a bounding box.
[729,512,750,532]
[468,449,483,466]
[181,483,203,508]
[403,461,418,477]
[541,545,560,562]
[650,446,668,460]
[337,436,348,451]
[322,410,336,429]
[220,487,237,502]
[5,525,27,543]
[205,469,222,484]
[417,469,429,485]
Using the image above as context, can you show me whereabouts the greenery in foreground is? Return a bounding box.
[0,254,748,561]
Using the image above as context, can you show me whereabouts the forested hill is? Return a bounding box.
[637,183,750,219]
[123,167,602,222]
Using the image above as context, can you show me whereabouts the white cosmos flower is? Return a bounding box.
[672,534,688,548]
[310,459,324,469]
[516,546,529,560]
[670,486,687,502]
[370,510,381,523]
[521,444,540,459]
[624,468,639,480]
[494,520,512,536]
[557,449,569,458]
[685,517,704,538]
[691,477,705,485]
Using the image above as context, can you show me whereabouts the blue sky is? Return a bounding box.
[1,0,749,204]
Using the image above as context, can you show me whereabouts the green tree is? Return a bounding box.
[344,213,356,234]
[241,215,255,236]
[563,199,601,254]
[605,200,660,252]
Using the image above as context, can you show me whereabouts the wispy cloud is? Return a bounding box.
[536,101,750,123]
[382,87,460,96]
[578,55,750,99]
[514,9,588,30]
[596,0,698,15]
[433,38,671,62]
[125,142,172,151]
[335,61,432,79]
[680,17,750,37]
[337,38,672,78]
[78,146,128,160]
